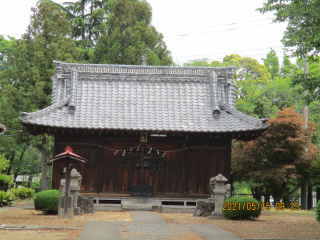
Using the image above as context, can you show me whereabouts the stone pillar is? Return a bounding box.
[211,174,228,216]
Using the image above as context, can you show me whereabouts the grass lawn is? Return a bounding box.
[159,208,320,239]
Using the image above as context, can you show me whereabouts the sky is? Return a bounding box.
[0,0,290,65]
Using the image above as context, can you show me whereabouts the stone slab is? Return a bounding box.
[187,224,243,240]
[4,224,25,228]
[5,228,21,230]
[122,204,162,212]
[17,203,35,209]
[207,215,227,220]
[41,226,64,230]
[162,207,194,213]
[0,207,14,213]
[23,225,40,230]
[95,206,122,211]
[0,224,5,229]
[64,226,82,230]
[78,222,121,240]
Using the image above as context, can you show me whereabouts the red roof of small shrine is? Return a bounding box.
[50,146,87,163]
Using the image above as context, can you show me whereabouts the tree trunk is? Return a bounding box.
[6,151,15,175]
[82,0,85,40]
[41,136,48,191]
[273,194,281,204]
[12,148,26,188]
[301,180,307,210]
[251,186,262,201]
[264,193,270,204]
[28,176,33,188]
[307,185,313,209]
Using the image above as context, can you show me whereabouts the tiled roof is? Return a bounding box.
[20,62,268,133]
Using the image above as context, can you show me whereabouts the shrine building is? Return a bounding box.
[20,61,268,200]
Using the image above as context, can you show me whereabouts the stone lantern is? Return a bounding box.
[211,174,228,216]
[70,168,82,215]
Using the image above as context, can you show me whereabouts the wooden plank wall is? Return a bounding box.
[52,133,231,195]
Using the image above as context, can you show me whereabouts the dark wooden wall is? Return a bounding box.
[52,132,231,196]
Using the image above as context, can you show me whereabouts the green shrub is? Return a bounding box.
[34,190,64,215]
[9,187,35,200]
[0,174,13,189]
[0,190,16,207]
[316,200,320,222]
[223,196,262,220]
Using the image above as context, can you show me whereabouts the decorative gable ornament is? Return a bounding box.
[140,133,147,142]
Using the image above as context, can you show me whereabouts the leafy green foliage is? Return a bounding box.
[60,0,109,48]
[0,35,15,76]
[263,48,279,80]
[92,0,172,65]
[223,197,261,220]
[258,0,320,58]
[8,187,35,200]
[0,174,13,189]
[316,200,320,222]
[34,190,63,214]
[0,190,16,207]
[0,1,80,190]
[0,154,9,173]
[291,59,320,104]
[183,58,224,67]
[281,54,298,78]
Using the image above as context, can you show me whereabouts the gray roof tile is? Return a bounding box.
[20,62,268,133]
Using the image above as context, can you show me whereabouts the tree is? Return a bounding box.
[92,0,173,65]
[0,0,79,190]
[232,108,318,203]
[257,0,320,58]
[291,57,320,104]
[60,0,109,48]
[183,58,224,67]
[262,48,279,80]
[0,35,15,76]
[280,54,298,78]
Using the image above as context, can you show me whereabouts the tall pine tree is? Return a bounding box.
[61,0,109,48]
[92,0,172,65]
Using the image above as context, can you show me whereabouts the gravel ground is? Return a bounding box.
[119,211,204,240]
[120,222,203,240]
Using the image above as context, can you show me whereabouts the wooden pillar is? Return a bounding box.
[97,135,102,193]
[183,136,189,194]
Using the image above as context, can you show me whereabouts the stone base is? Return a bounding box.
[77,195,95,214]
[211,211,223,216]
[58,208,74,219]
[193,199,215,217]
[74,207,83,216]
[207,215,227,220]
[58,195,74,219]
